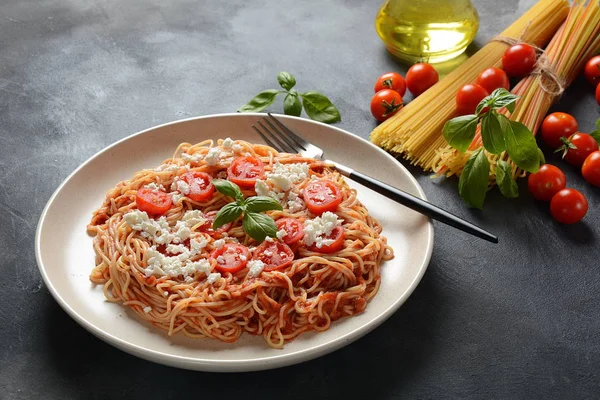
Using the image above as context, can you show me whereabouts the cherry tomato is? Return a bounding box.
[405,63,439,97]
[550,188,588,224]
[584,55,600,86]
[596,83,600,106]
[275,218,304,245]
[475,67,510,94]
[455,84,489,116]
[582,151,600,187]
[227,156,265,189]
[307,226,345,254]
[502,44,537,77]
[370,89,403,122]
[540,112,579,149]
[211,243,250,273]
[199,210,232,235]
[374,72,406,97]
[180,171,215,202]
[563,133,599,166]
[303,180,343,215]
[527,164,566,201]
[253,240,294,272]
[136,187,172,215]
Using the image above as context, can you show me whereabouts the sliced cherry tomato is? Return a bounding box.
[405,63,439,97]
[303,180,343,215]
[582,151,600,187]
[253,240,294,272]
[136,187,172,215]
[527,164,566,201]
[199,210,232,235]
[227,156,265,189]
[562,133,599,166]
[540,112,579,149]
[550,188,588,224]
[180,171,215,202]
[370,89,403,122]
[584,55,600,86]
[475,67,510,94]
[307,226,345,254]
[456,84,489,116]
[502,44,537,77]
[211,243,250,273]
[374,72,406,97]
[275,218,304,245]
[596,83,600,106]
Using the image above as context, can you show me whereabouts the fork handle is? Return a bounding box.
[329,161,498,243]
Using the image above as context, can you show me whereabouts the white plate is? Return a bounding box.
[35,113,433,372]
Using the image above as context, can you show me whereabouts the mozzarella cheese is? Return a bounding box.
[303,211,342,248]
[205,147,221,166]
[247,260,265,277]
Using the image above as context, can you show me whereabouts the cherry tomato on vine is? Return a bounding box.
[370,89,403,122]
[374,72,406,97]
[550,188,588,224]
[562,133,599,167]
[527,164,566,201]
[455,84,489,116]
[405,63,439,97]
[502,44,537,77]
[584,55,600,86]
[582,151,600,187]
[475,67,510,93]
[540,112,579,149]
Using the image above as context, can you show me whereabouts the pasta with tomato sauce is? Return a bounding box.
[88,139,393,348]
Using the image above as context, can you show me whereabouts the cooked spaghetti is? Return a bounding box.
[88,139,393,348]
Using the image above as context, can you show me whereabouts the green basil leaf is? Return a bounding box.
[495,160,519,198]
[442,114,479,152]
[596,118,600,130]
[245,196,283,213]
[503,119,540,173]
[300,91,341,123]
[277,72,296,91]
[283,93,302,117]
[238,89,280,113]
[490,88,511,99]
[243,212,278,242]
[458,147,490,209]
[537,148,546,165]
[590,129,600,145]
[481,112,507,154]
[212,203,243,230]
[212,179,243,202]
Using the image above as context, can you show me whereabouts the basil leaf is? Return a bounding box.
[503,119,540,173]
[442,114,479,152]
[277,72,296,91]
[537,148,546,165]
[477,89,518,114]
[212,179,243,202]
[481,112,507,154]
[590,129,600,145]
[283,93,302,117]
[238,89,280,113]
[243,212,278,242]
[245,196,283,213]
[495,160,519,198]
[301,91,341,123]
[213,203,243,229]
[490,88,511,99]
[596,118,600,130]
[458,147,490,209]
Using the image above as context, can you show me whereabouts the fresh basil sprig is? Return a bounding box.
[211,179,282,242]
[589,117,600,144]
[238,72,341,124]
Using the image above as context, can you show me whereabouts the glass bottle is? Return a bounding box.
[375,0,479,64]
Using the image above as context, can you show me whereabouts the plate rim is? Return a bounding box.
[35,113,434,371]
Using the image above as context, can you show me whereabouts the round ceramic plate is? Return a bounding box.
[35,113,433,372]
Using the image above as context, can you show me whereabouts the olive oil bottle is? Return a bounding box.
[375,0,479,63]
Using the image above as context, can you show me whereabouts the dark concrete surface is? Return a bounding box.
[1,0,599,398]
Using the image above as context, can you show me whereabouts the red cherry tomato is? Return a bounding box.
[596,83,600,106]
[405,63,439,97]
[227,156,265,189]
[502,44,537,77]
[563,133,599,166]
[550,188,588,224]
[475,67,510,94]
[540,112,579,149]
[211,243,250,273]
[455,84,489,116]
[582,151,600,187]
[303,180,343,215]
[370,89,403,122]
[199,210,232,235]
[275,218,305,245]
[374,72,406,97]
[527,164,566,201]
[584,55,600,86]
[136,187,172,216]
[253,240,294,272]
[180,171,215,202]
[307,226,345,254]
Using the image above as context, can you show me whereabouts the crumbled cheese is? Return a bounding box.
[207,272,221,284]
[163,291,169,296]
[155,164,180,172]
[213,239,225,249]
[239,254,247,261]
[171,192,184,203]
[287,197,305,212]
[266,162,309,191]
[166,244,187,254]
[172,221,191,243]
[143,306,152,313]
[222,138,234,148]
[216,255,225,263]
[182,210,205,228]
[171,179,190,195]
[190,237,208,254]
[255,180,270,197]
[232,144,243,153]
[205,147,221,166]
[184,276,195,283]
[276,229,288,240]
[247,260,265,277]
[265,236,274,242]
[264,250,273,257]
[182,152,203,163]
[187,259,212,275]
[303,212,342,248]
[145,182,164,191]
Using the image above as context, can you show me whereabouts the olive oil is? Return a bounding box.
[375,0,479,63]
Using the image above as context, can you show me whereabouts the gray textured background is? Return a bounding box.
[1,0,599,398]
